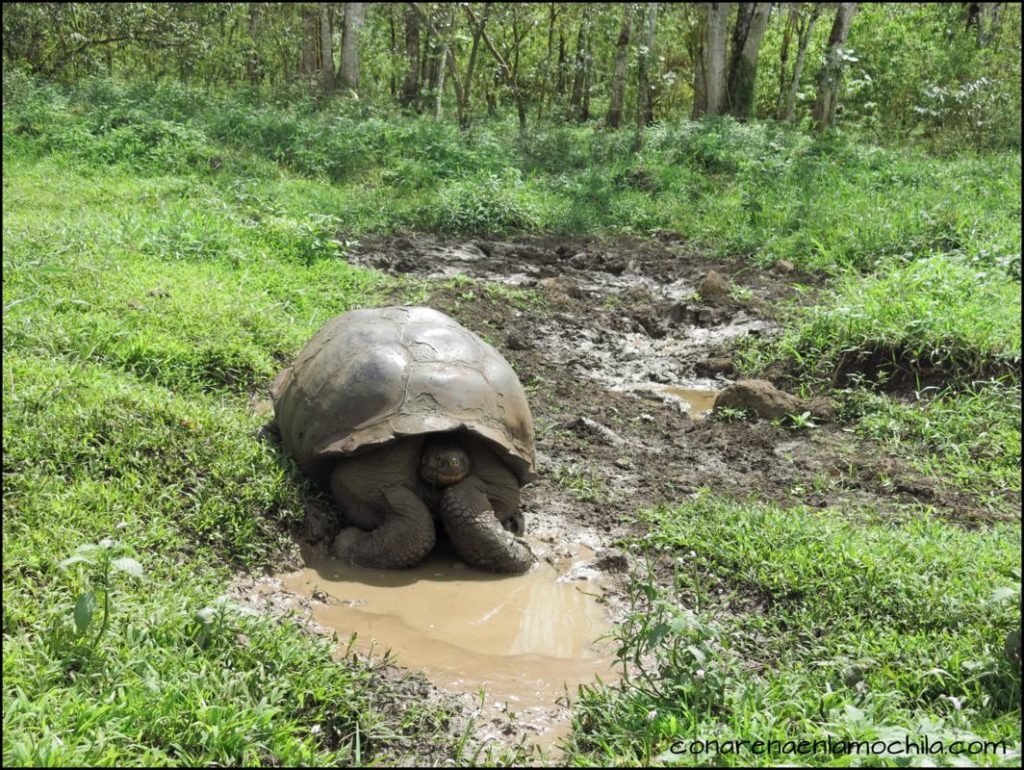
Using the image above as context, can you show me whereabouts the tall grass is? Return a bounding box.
[4,73,1020,270]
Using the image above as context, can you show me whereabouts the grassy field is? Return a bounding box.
[3,75,1021,766]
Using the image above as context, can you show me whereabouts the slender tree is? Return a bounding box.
[246,3,260,85]
[555,28,567,100]
[607,3,636,128]
[401,4,420,107]
[726,2,771,119]
[467,3,527,132]
[636,2,659,127]
[777,3,820,121]
[581,24,594,120]
[339,2,366,91]
[964,2,1004,47]
[812,2,856,131]
[537,3,558,120]
[692,2,732,118]
[459,2,492,128]
[569,14,590,119]
[300,4,318,78]
[424,4,453,121]
[319,3,334,91]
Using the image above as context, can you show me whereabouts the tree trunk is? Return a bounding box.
[726,2,771,119]
[569,17,589,118]
[410,3,469,125]
[431,6,451,121]
[434,46,446,121]
[555,29,567,99]
[402,4,420,107]
[812,2,856,132]
[636,2,658,127]
[458,2,492,129]
[246,3,260,85]
[692,2,732,118]
[340,2,366,91]
[537,3,558,120]
[300,5,318,78]
[781,3,820,122]
[970,2,1003,48]
[581,30,593,121]
[775,3,798,119]
[607,3,636,129]
[319,3,335,91]
[511,7,522,86]
[422,24,437,106]
[388,6,397,96]
[963,2,1002,47]
[467,4,527,133]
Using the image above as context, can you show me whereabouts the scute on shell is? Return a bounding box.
[271,306,536,485]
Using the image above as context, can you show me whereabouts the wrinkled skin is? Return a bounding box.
[329,433,533,573]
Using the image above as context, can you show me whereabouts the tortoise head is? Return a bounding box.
[420,439,470,486]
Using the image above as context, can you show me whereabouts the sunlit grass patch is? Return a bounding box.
[4,75,1020,270]
[2,142,469,765]
[563,495,1021,766]
[742,255,1022,390]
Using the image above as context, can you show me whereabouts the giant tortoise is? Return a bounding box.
[271,306,536,573]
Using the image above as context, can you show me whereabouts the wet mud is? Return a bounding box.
[279,538,614,749]
[240,233,1008,762]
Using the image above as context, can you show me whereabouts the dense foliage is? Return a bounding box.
[4,3,1021,151]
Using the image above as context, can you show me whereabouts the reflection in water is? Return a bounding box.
[275,539,614,744]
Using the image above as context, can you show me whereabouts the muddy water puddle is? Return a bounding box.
[655,386,719,418]
[274,539,616,748]
[619,384,720,418]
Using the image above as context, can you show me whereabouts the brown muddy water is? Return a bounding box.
[662,386,718,417]
[618,384,720,417]
[272,537,616,748]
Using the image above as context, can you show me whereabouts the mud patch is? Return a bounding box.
[355,234,1009,523]
[355,234,776,398]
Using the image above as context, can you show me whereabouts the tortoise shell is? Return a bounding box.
[271,306,536,484]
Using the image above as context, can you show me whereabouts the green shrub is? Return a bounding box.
[426,169,542,234]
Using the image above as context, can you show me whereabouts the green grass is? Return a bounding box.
[2,128,481,765]
[4,74,1020,271]
[562,494,1021,766]
[735,255,1021,509]
[741,255,1022,389]
[856,384,1022,508]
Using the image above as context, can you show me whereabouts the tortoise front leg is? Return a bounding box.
[439,476,534,574]
[331,486,436,569]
